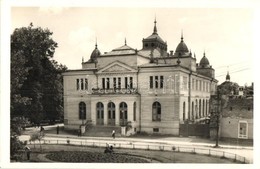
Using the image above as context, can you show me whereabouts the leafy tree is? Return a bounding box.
[11,23,66,124]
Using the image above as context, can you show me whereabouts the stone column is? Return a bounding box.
[115,101,120,126]
[91,100,97,125]
[103,101,108,125]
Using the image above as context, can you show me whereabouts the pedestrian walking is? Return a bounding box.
[56,125,59,135]
[24,146,31,161]
[112,130,115,139]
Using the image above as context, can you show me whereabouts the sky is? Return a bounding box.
[10,6,257,86]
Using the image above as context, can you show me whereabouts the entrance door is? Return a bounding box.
[119,102,127,126]
[108,102,115,126]
[96,102,104,125]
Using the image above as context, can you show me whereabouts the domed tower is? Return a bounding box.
[174,32,190,57]
[142,18,167,56]
[196,51,215,78]
[89,42,101,62]
[199,51,210,68]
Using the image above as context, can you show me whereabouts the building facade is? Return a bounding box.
[63,20,218,135]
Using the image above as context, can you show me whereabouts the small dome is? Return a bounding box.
[175,35,189,54]
[199,52,210,68]
[90,44,101,61]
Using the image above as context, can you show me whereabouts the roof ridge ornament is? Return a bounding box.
[153,17,158,35]
[95,37,98,49]
[181,30,184,42]
[125,38,127,46]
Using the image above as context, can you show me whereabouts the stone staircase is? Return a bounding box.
[82,125,121,137]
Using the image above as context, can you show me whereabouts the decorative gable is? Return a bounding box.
[105,65,130,72]
[97,61,137,74]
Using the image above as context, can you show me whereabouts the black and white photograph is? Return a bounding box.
[1,0,259,169]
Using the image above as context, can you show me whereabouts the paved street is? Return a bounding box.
[19,124,253,163]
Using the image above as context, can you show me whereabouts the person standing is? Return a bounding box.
[24,146,31,161]
[56,125,59,135]
[112,130,115,139]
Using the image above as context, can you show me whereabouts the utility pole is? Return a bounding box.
[214,87,221,148]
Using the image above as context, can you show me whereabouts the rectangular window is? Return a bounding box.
[113,77,117,89]
[155,76,159,88]
[85,78,88,90]
[196,80,198,90]
[106,78,110,89]
[150,76,153,89]
[125,77,128,89]
[76,79,80,90]
[160,76,164,88]
[102,78,105,89]
[130,77,133,89]
[238,121,248,139]
[81,79,84,90]
[153,128,159,132]
[118,77,121,89]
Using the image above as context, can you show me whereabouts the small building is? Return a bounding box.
[220,97,253,140]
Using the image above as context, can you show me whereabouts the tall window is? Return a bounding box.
[203,99,205,116]
[199,99,201,118]
[102,78,105,89]
[152,102,161,121]
[155,76,159,88]
[238,121,248,139]
[206,100,208,116]
[113,78,117,90]
[192,102,194,120]
[106,78,110,89]
[150,76,153,89]
[125,77,128,89]
[183,102,186,121]
[133,102,136,121]
[130,77,133,89]
[76,79,80,90]
[79,102,86,119]
[160,76,164,88]
[118,77,121,89]
[81,79,84,90]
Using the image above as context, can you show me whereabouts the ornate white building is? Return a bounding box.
[63,19,218,135]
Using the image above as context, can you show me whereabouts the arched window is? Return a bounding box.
[108,102,115,125]
[183,102,186,121]
[96,102,104,125]
[133,102,136,121]
[119,102,128,126]
[79,102,86,119]
[152,102,161,121]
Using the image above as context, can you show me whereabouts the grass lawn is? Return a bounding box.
[20,144,242,163]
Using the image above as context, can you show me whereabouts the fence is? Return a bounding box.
[28,138,250,164]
